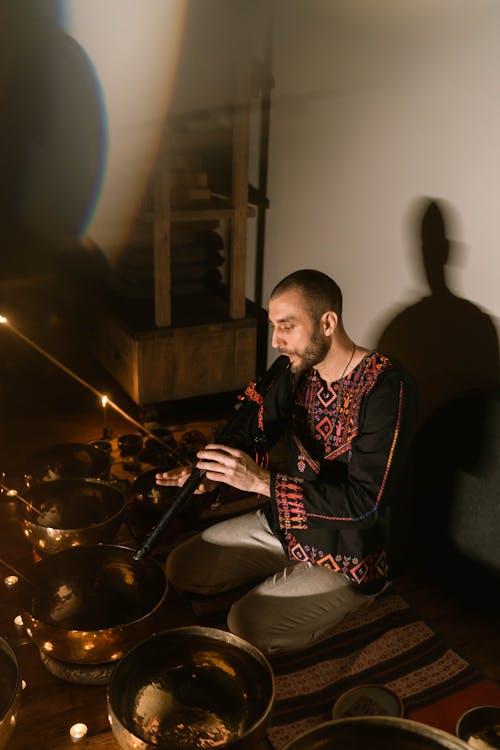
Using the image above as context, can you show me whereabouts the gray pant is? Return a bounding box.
[166,507,378,655]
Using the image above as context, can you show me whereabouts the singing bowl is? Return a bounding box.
[19,545,168,665]
[108,627,275,750]
[128,468,208,533]
[24,442,111,486]
[456,705,500,746]
[18,479,126,554]
[132,468,181,507]
[282,717,470,750]
[0,637,22,750]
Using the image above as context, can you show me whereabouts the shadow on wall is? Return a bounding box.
[374,197,499,426]
[0,0,106,265]
[374,198,500,606]
[0,2,109,415]
[412,384,500,608]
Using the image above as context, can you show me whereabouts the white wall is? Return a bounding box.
[264,0,500,416]
[63,0,186,260]
[63,0,266,268]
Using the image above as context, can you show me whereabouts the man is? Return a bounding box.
[156,269,417,655]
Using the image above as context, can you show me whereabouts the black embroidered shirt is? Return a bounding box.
[242,352,416,594]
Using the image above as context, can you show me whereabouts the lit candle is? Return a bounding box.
[69,723,88,742]
[14,615,23,627]
[0,315,183,465]
[4,575,18,587]
[101,395,109,439]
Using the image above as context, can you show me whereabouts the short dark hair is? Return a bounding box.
[270,269,343,322]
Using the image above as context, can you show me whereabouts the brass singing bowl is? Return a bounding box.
[19,545,168,665]
[24,442,111,486]
[18,479,126,554]
[282,717,470,750]
[456,705,500,746]
[108,626,275,750]
[0,636,22,750]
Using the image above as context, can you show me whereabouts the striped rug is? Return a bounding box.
[266,594,500,749]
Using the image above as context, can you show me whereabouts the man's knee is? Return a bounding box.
[166,536,237,595]
[227,597,273,654]
[166,539,213,594]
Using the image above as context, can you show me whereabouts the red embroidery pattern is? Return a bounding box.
[244,383,264,431]
[293,434,320,474]
[294,353,392,462]
[295,379,404,524]
[274,474,307,529]
[374,379,403,506]
[285,530,389,584]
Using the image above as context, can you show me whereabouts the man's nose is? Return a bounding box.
[271,328,281,349]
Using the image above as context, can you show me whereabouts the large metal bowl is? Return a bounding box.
[108,626,275,750]
[18,478,126,554]
[24,442,111,486]
[19,545,168,664]
[0,636,22,749]
[282,716,469,750]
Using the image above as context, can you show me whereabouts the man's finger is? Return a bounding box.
[196,449,234,465]
[202,443,242,457]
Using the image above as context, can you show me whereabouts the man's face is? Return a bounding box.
[269,289,330,374]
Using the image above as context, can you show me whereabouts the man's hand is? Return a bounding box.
[155,465,218,494]
[195,444,271,497]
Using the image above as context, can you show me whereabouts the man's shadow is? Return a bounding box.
[374,197,500,605]
[375,197,499,425]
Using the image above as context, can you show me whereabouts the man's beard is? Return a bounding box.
[286,328,330,374]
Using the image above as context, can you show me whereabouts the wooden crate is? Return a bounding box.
[91,308,257,405]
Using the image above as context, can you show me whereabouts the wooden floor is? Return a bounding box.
[0,308,499,750]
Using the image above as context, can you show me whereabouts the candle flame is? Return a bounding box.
[70,723,88,741]
[101,395,108,407]
[0,315,8,324]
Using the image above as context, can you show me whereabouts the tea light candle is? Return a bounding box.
[69,723,88,742]
[4,575,18,587]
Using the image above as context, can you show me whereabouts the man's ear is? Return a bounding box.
[321,311,338,336]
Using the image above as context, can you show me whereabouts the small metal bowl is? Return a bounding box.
[108,626,275,749]
[456,705,500,747]
[18,478,126,554]
[332,684,404,719]
[0,636,22,749]
[118,434,143,457]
